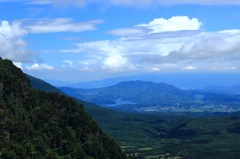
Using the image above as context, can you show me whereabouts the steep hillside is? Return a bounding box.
[26,68,240,159]
[27,74,64,94]
[0,58,126,159]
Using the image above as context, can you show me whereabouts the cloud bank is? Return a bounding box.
[60,16,240,72]
[0,21,36,62]
[0,18,103,63]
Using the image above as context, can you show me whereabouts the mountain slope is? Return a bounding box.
[59,81,194,105]
[59,81,240,112]
[0,58,126,159]
[27,74,64,94]
[26,67,240,159]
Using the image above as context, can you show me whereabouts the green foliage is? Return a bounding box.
[0,58,126,159]
[26,74,64,94]
[26,58,240,159]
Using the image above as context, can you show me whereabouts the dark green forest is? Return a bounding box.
[27,70,240,159]
[0,58,126,159]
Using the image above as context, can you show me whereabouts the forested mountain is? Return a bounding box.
[59,81,193,105]
[59,81,240,112]
[27,73,240,159]
[0,58,126,159]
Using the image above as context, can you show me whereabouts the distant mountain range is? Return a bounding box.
[25,62,240,159]
[59,80,240,113]
[46,72,240,89]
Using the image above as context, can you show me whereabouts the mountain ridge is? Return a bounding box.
[0,58,126,159]
[53,73,240,89]
[59,80,240,113]
[25,63,240,159]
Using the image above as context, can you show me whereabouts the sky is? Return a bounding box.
[1,0,240,82]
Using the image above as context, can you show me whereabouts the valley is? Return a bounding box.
[2,1,240,159]
[28,74,240,159]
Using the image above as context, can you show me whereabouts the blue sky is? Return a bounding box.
[1,0,240,82]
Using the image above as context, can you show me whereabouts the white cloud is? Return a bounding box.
[0,21,37,62]
[59,16,240,72]
[13,62,23,69]
[26,18,104,33]
[0,18,103,63]
[108,16,201,38]
[26,63,53,70]
[138,16,201,33]
[182,66,197,71]
[102,54,128,71]
[172,30,240,60]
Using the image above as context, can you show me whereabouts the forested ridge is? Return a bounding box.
[0,58,126,159]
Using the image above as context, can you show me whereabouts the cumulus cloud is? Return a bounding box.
[101,54,128,71]
[0,18,103,63]
[0,21,36,62]
[138,16,201,33]
[59,16,240,72]
[26,63,53,70]
[171,30,240,60]
[109,16,201,37]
